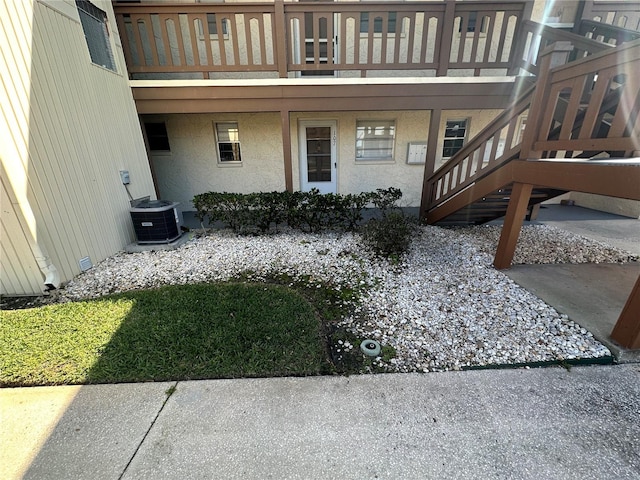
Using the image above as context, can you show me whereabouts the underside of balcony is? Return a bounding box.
[131,76,516,114]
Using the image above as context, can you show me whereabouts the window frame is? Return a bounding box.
[355,119,396,163]
[458,12,488,34]
[215,122,242,165]
[442,119,469,160]
[360,12,398,35]
[75,0,117,72]
[144,122,171,154]
[197,14,229,40]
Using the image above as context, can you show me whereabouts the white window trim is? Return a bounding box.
[442,118,469,160]
[215,122,242,166]
[355,119,396,163]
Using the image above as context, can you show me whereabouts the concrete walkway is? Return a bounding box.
[502,204,640,362]
[2,365,640,480]
[3,204,640,479]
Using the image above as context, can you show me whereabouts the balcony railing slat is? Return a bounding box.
[244,14,255,66]
[131,15,148,67]
[168,14,186,67]
[493,11,511,66]
[187,15,200,68]
[482,12,497,64]
[608,75,640,138]
[158,15,173,67]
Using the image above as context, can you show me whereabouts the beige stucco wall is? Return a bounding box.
[149,112,286,209]
[1,0,156,295]
[150,108,503,210]
[531,0,581,23]
[568,193,640,219]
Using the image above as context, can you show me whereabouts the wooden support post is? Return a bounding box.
[274,0,288,78]
[493,182,532,270]
[437,0,455,76]
[420,109,442,220]
[610,274,640,349]
[526,203,540,221]
[280,110,293,192]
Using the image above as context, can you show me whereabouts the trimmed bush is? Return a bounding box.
[360,210,415,259]
[193,188,403,234]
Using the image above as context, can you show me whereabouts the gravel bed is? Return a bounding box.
[449,224,638,265]
[55,225,633,372]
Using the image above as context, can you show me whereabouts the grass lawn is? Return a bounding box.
[0,283,332,386]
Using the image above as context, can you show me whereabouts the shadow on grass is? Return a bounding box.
[86,283,333,383]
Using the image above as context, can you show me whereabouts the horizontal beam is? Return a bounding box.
[512,160,640,201]
[131,79,516,114]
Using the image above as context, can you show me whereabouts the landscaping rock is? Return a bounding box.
[51,225,634,372]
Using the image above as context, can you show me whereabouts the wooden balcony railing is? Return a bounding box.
[515,20,611,76]
[580,0,640,32]
[425,38,640,212]
[523,39,640,160]
[113,0,532,78]
[577,19,640,46]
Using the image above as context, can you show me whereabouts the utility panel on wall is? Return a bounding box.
[406,142,427,164]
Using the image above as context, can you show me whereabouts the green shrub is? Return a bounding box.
[192,188,404,235]
[370,187,402,214]
[360,210,415,259]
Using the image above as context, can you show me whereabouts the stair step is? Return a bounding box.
[433,187,566,226]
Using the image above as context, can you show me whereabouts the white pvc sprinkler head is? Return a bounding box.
[360,339,381,357]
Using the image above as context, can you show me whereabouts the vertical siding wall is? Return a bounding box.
[0,0,156,295]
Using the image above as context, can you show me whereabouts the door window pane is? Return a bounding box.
[306,127,331,182]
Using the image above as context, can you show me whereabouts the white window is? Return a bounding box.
[355,120,395,161]
[76,0,116,71]
[215,122,242,163]
[442,119,468,159]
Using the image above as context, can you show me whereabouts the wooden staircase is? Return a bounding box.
[422,36,640,228]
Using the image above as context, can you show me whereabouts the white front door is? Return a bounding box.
[299,120,337,194]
